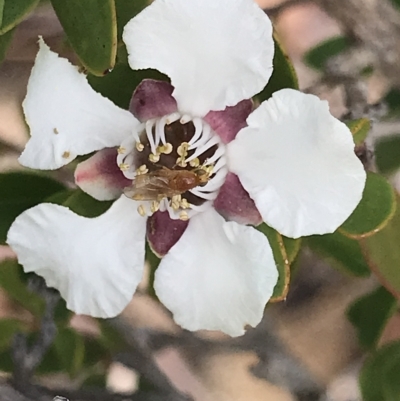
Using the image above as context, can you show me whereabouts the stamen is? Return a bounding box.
[171,195,181,210]
[189,158,200,167]
[136,164,149,175]
[137,204,146,217]
[158,143,173,154]
[177,142,189,157]
[180,198,190,209]
[151,201,160,213]
[118,146,126,154]
[156,117,167,145]
[149,153,160,163]
[189,123,211,150]
[166,112,180,125]
[180,115,191,124]
[186,136,220,163]
[188,118,203,145]
[179,211,189,221]
[145,119,157,155]
[135,142,144,152]
[119,163,130,171]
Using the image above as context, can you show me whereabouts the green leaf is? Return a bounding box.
[63,189,113,217]
[382,351,400,401]
[0,172,65,244]
[0,0,4,26]
[88,63,168,109]
[0,28,14,63]
[347,286,397,350]
[146,242,160,301]
[256,223,300,301]
[255,34,298,103]
[0,349,13,372]
[304,36,349,70]
[0,260,45,316]
[384,88,400,119]
[115,0,148,41]
[339,172,396,239]
[0,0,39,35]
[360,340,400,401]
[53,328,85,377]
[361,197,400,298]
[346,118,371,145]
[0,318,28,350]
[50,0,117,76]
[375,134,400,175]
[306,231,370,277]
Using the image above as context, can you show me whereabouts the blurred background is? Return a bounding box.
[0,0,400,400]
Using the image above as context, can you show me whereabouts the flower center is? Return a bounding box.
[117,113,227,221]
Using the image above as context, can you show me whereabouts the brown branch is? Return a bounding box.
[314,0,400,87]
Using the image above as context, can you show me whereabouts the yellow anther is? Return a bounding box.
[158,143,173,155]
[204,165,214,175]
[137,205,146,217]
[136,164,149,175]
[179,211,189,221]
[117,146,126,154]
[180,198,190,209]
[151,201,160,213]
[53,128,59,134]
[189,158,200,167]
[136,142,144,152]
[176,157,187,168]
[119,163,130,171]
[149,153,160,163]
[177,142,189,157]
[62,151,70,159]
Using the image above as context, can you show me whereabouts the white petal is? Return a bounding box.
[154,208,278,337]
[20,38,139,170]
[7,196,146,318]
[123,0,274,117]
[228,89,366,238]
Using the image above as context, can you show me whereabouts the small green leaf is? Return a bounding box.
[0,28,14,63]
[382,351,400,401]
[63,189,113,217]
[115,0,148,41]
[146,242,160,301]
[256,223,299,301]
[339,172,396,239]
[0,350,13,372]
[0,318,28,350]
[88,63,168,109]
[375,134,400,175]
[0,171,65,244]
[347,286,397,350]
[0,260,45,317]
[255,34,298,103]
[0,0,39,35]
[346,118,371,145]
[51,0,117,76]
[360,340,400,401]
[0,0,4,26]
[304,36,349,70]
[361,197,400,299]
[306,231,370,277]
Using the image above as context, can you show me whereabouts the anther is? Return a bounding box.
[179,211,189,221]
[166,112,180,125]
[62,151,70,159]
[136,164,149,175]
[136,142,144,152]
[149,153,160,163]
[180,115,191,124]
[158,143,173,154]
[176,157,187,168]
[177,142,189,157]
[180,199,190,209]
[119,163,130,171]
[151,201,160,213]
[137,205,146,217]
[189,158,200,167]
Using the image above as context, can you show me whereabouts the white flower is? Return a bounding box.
[6,0,366,337]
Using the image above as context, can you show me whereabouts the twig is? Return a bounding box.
[11,276,59,398]
[108,317,192,401]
